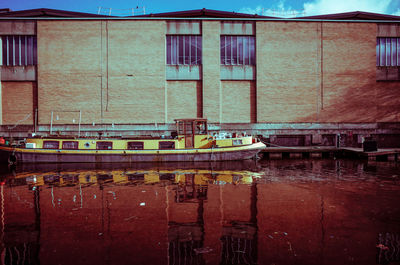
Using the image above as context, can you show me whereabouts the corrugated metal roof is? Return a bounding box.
[294,11,400,20]
[135,8,276,18]
[0,8,109,17]
[0,8,399,21]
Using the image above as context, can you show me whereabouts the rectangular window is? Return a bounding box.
[166,35,202,65]
[62,141,79,150]
[159,141,175,149]
[43,141,59,149]
[96,142,113,150]
[127,141,144,150]
[1,35,37,66]
[221,36,255,65]
[377,37,400,66]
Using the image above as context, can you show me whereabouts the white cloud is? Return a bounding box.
[239,0,299,17]
[239,0,397,17]
[239,5,264,15]
[303,0,392,16]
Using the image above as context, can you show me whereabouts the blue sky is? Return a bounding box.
[1,0,400,17]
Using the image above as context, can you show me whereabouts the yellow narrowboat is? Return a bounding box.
[0,118,266,164]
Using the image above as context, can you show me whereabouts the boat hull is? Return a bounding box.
[0,142,266,164]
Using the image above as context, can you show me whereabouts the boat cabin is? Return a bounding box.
[175,118,208,148]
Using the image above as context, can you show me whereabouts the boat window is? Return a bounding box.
[184,122,193,135]
[96,141,113,150]
[62,141,79,150]
[43,141,59,149]
[176,121,183,135]
[233,139,243,145]
[128,142,144,150]
[195,121,207,134]
[159,141,175,149]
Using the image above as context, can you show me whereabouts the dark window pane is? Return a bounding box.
[43,141,60,149]
[380,38,385,66]
[243,36,249,65]
[15,36,20,66]
[386,38,391,66]
[62,141,79,150]
[8,36,14,66]
[33,36,37,65]
[21,36,26,65]
[172,36,177,64]
[190,36,196,64]
[398,38,400,66]
[238,36,243,65]
[184,36,190,64]
[232,36,237,65]
[178,35,184,64]
[391,38,397,66]
[220,36,225,64]
[226,36,231,65]
[250,36,255,65]
[2,36,7,66]
[159,141,175,149]
[376,38,378,66]
[196,36,202,64]
[128,141,144,150]
[27,36,33,65]
[166,36,171,64]
[96,142,113,150]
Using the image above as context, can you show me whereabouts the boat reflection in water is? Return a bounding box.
[0,159,399,265]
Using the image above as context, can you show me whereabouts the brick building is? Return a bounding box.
[0,8,399,147]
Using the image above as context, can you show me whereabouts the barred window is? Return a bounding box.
[1,35,37,66]
[166,35,202,65]
[221,36,255,65]
[377,37,400,66]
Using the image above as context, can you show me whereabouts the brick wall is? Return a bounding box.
[256,22,320,123]
[221,81,252,123]
[202,21,221,123]
[1,81,33,125]
[166,80,199,122]
[27,19,400,126]
[37,20,166,125]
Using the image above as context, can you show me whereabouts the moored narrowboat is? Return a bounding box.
[0,118,266,164]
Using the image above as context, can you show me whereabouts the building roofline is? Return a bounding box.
[294,10,400,20]
[0,8,399,22]
[134,8,276,18]
[0,8,110,17]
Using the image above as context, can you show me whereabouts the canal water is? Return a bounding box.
[0,159,399,265]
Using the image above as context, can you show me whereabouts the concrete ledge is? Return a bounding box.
[166,65,201,80]
[0,21,35,35]
[1,65,36,81]
[220,65,255,80]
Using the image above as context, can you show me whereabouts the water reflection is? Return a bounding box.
[0,159,399,265]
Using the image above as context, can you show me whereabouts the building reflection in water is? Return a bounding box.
[0,159,399,265]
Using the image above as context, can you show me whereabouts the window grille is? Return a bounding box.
[166,35,202,65]
[377,37,400,66]
[1,35,37,66]
[221,36,255,65]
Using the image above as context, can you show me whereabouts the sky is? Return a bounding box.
[1,0,400,17]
